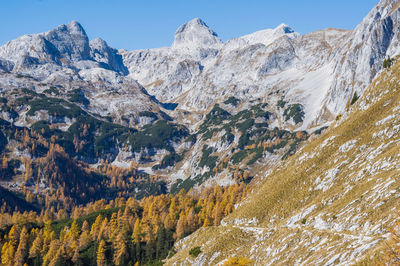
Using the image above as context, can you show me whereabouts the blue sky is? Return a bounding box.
[1,0,378,50]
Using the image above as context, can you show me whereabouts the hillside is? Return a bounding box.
[0,0,399,195]
[1,0,400,265]
[166,59,400,265]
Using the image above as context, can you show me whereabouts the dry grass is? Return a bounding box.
[145,79,164,88]
[391,1,400,15]
[166,61,400,265]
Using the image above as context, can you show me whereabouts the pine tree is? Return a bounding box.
[96,239,106,266]
[113,232,127,265]
[223,256,253,266]
[155,226,166,259]
[163,213,175,230]
[29,230,43,259]
[1,241,15,266]
[48,248,63,266]
[7,225,19,247]
[72,244,80,264]
[186,207,197,233]
[41,228,55,257]
[134,241,141,264]
[176,213,186,239]
[14,226,28,265]
[203,217,211,227]
[42,240,60,266]
[79,220,91,250]
[132,218,142,243]
[144,230,155,263]
[69,220,80,241]
[213,202,222,226]
[90,215,103,241]
[98,217,109,241]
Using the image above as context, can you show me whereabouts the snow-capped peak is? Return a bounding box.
[66,21,87,35]
[236,23,299,47]
[275,23,295,34]
[44,20,90,60]
[172,18,222,49]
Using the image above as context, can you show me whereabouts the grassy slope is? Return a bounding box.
[166,62,400,265]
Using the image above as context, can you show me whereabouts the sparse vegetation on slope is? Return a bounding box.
[167,58,400,265]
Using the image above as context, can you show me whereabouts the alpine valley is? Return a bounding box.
[1,0,400,265]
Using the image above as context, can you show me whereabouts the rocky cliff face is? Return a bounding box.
[166,42,400,266]
[0,0,398,190]
[326,0,400,117]
[2,1,399,132]
[122,19,346,130]
[172,18,222,49]
[123,0,400,131]
[0,21,162,125]
[0,21,127,74]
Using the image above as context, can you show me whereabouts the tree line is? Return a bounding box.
[0,183,249,265]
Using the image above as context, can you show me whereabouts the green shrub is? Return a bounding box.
[202,128,218,140]
[247,148,263,165]
[207,104,230,119]
[314,126,328,135]
[138,111,158,120]
[224,96,240,106]
[189,246,201,257]
[283,104,304,124]
[67,88,89,105]
[277,98,287,108]
[350,92,359,106]
[222,129,234,144]
[231,150,248,164]
[383,57,394,69]
[170,178,196,194]
[168,249,177,259]
[199,104,231,133]
[153,152,184,170]
[199,146,218,169]
[236,118,254,133]
[26,97,85,118]
[130,120,188,153]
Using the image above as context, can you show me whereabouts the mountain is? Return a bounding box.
[0,0,397,220]
[0,0,399,265]
[0,26,166,143]
[327,0,400,116]
[0,21,125,75]
[0,0,399,197]
[123,0,400,132]
[166,45,400,266]
[0,18,321,195]
[172,18,222,49]
[2,2,400,133]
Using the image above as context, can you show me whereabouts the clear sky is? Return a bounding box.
[0,0,379,50]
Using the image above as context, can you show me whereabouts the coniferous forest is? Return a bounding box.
[0,183,249,265]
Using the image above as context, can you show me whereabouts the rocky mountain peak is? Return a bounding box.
[172,17,222,48]
[275,23,295,34]
[90,38,128,74]
[325,0,400,117]
[90,37,107,47]
[66,20,87,35]
[236,23,299,48]
[44,20,90,61]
